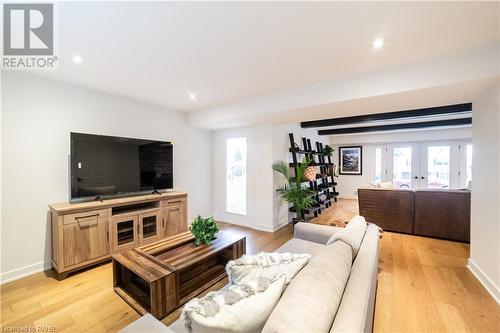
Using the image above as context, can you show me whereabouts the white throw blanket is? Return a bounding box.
[181,252,311,333]
[226,252,311,285]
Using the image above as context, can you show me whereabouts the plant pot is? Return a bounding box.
[292,217,307,224]
[194,236,217,246]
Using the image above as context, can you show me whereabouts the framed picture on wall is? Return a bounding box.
[339,146,363,175]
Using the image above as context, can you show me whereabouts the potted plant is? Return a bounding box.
[272,158,317,222]
[190,215,219,246]
[323,145,334,157]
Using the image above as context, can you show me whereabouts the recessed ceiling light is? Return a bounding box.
[372,38,385,49]
[188,91,197,102]
[72,55,83,63]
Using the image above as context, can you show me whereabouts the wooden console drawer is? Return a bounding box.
[63,209,109,225]
[162,198,187,207]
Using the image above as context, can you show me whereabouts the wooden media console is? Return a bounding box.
[49,191,188,278]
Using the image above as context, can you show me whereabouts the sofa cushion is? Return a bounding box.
[262,241,352,333]
[293,222,342,244]
[182,276,286,333]
[327,215,367,258]
[226,252,311,285]
[275,237,326,256]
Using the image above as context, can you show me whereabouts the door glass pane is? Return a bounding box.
[375,148,382,182]
[427,146,450,189]
[466,144,473,188]
[226,137,247,215]
[142,216,157,238]
[117,220,134,245]
[393,147,412,189]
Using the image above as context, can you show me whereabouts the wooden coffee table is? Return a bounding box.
[112,231,246,319]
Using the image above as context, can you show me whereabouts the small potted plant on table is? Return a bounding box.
[190,216,219,246]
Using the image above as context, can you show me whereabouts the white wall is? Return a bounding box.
[1,72,213,283]
[469,84,500,303]
[330,127,472,197]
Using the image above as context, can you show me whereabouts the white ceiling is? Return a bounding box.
[34,1,499,119]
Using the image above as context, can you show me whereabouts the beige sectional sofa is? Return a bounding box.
[121,221,380,333]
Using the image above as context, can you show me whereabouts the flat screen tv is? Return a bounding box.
[70,132,173,200]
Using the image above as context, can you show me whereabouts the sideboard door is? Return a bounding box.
[111,215,139,252]
[139,210,162,245]
[163,199,188,237]
[63,213,110,268]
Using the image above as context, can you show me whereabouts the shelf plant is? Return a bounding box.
[272,158,317,222]
[190,215,219,246]
[323,145,334,156]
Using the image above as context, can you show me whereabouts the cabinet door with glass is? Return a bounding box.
[139,211,161,245]
[111,214,138,252]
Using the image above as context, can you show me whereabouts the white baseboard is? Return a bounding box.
[272,219,289,232]
[0,260,52,285]
[467,258,500,304]
[217,218,288,233]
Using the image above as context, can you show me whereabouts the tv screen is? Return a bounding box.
[70,132,173,200]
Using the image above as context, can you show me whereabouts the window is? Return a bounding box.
[466,144,472,187]
[375,147,382,182]
[226,137,247,215]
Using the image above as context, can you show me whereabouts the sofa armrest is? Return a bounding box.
[294,222,342,244]
[119,314,176,333]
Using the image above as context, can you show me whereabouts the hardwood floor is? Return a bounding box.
[1,199,499,332]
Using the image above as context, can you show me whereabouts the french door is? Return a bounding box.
[386,142,468,190]
[420,143,460,190]
[387,144,419,189]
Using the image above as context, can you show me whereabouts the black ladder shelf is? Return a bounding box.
[288,133,339,223]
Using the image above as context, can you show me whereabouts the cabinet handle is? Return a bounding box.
[76,213,100,220]
[170,208,180,212]
[106,230,109,243]
[162,218,165,228]
[169,200,182,205]
[76,214,99,227]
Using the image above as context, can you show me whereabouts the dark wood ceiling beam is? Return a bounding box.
[301,103,472,128]
[318,117,472,136]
